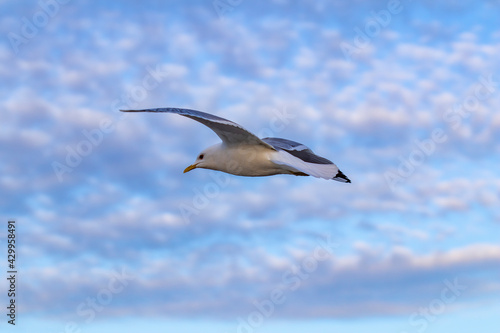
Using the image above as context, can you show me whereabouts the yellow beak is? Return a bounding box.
[183,163,198,173]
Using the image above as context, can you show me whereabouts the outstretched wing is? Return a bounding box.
[263,137,351,182]
[120,108,275,149]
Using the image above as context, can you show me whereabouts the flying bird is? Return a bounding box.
[120,108,350,183]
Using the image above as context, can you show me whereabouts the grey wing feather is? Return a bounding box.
[264,137,351,182]
[121,108,275,149]
[262,137,333,164]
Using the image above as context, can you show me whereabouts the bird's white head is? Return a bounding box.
[183,144,224,174]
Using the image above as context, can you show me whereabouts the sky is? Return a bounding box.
[1,0,500,332]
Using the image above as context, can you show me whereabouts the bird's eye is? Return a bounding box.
[198,154,204,160]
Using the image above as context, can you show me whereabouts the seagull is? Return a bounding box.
[120,108,350,182]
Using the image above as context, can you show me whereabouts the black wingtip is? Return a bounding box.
[334,170,351,183]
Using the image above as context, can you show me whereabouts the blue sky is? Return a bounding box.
[1,0,500,332]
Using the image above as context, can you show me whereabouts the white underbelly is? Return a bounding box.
[220,146,285,177]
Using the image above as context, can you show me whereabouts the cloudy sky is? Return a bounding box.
[1,0,500,332]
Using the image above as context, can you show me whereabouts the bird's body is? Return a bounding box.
[200,143,286,177]
[120,107,350,183]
